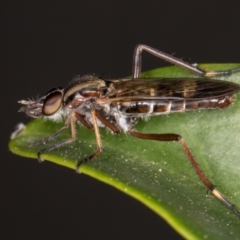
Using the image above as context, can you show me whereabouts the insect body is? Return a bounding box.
[18,45,240,218]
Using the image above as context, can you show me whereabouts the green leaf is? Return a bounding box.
[9,64,240,240]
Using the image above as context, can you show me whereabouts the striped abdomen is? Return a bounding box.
[123,95,235,115]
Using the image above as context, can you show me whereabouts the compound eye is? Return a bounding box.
[43,91,62,116]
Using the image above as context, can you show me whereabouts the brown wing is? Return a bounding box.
[104,78,240,102]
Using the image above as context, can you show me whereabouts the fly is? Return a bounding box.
[18,45,240,218]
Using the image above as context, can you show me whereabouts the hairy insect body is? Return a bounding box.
[51,76,237,133]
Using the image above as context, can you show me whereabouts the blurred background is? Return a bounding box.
[2,1,240,239]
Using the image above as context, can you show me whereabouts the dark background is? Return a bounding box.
[2,1,240,239]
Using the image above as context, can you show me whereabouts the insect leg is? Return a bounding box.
[94,111,120,133]
[76,110,120,172]
[29,115,71,147]
[132,44,240,79]
[74,112,94,130]
[129,130,240,218]
[36,112,77,162]
[76,109,103,172]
